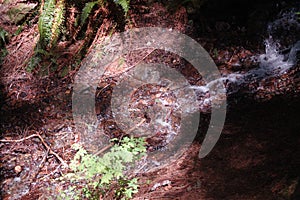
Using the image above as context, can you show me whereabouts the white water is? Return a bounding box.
[133,10,300,148]
[249,10,300,76]
[192,10,300,107]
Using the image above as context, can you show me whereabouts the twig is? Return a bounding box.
[227,49,237,65]
[96,84,111,97]
[0,134,39,143]
[0,133,68,168]
[94,143,114,156]
[40,165,61,180]
[39,148,50,168]
[127,118,146,134]
[108,48,156,78]
[29,148,50,190]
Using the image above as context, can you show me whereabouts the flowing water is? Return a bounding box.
[193,10,300,107]
[137,10,300,171]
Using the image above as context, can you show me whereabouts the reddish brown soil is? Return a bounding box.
[0,0,299,200]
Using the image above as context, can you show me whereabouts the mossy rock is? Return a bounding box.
[6,2,37,24]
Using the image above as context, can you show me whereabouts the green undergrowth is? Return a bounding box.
[28,0,130,74]
[38,0,65,50]
[113,0,131,14]
[77,0,130,29]
[0,28,9,63]
[27,0,66,73]
[55,136,146,200]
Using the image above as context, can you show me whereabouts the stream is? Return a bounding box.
[195,10,300,106]
[129,9,300,172]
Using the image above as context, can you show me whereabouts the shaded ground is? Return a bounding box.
[0,0,300,199]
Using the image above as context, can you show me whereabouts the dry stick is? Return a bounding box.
[94,143,114,156]
[96,83,111,97]
[126,118,146,134]
[108,48,156,78]
[40,165,61,180]
[39,148,50,168]
[227,49,237,65]
[0,134,68,168]
[29,148,50,190]
[91,49,156,97]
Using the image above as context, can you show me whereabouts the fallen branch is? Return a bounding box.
[94,143,114,156]
[127,118,146,134]
[0,133,68,168]
[107,48,156,78]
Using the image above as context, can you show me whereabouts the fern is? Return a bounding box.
[38,0,130,49]
[38,0,55,49]
[79,0,129,29]
[79,0,106,27]
[0,28,8,63]
[80,1,99,27]
[50,0,65,48]
[38,0,65,49]
[114,0,130,14]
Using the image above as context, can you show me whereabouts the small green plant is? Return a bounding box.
[28,0,65,72]
[0,28,8,63]
[57,136,146,199]
[116,178,139,199]
[79,0,129,28]
[14,24,24,36]
[114,0,130,14]
[0,27,8,47]
[31,0,130,73]
[79,1,104,27]
[38,0,65,50]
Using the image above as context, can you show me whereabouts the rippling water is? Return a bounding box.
[192,10,300,105]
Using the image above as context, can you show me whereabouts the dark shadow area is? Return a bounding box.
[187,0,300,48]
[0,102,44,135]
[194,96,300,199]
[0,76,72,137]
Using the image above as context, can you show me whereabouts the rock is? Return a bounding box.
[1,1,37,25]
[14,165,22,174]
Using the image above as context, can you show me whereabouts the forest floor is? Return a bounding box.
[0,0,300,199]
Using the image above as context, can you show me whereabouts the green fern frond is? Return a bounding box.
[38,0,65,49]
[50,0,65,48]
[80,1,98,27]
[114,0,130,14]
[38,0,56,49]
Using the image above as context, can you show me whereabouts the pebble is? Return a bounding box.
[151,180,171,191]
[14,165,22,174]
